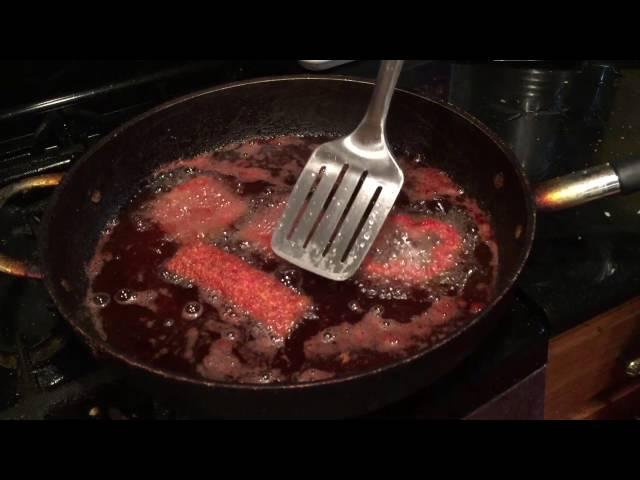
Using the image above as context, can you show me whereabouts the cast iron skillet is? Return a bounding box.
[1,76,639,418]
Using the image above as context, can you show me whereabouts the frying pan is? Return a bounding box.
[2,76,639,418]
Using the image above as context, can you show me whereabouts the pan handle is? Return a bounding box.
[0,173,64,279]
[533,157,640,211]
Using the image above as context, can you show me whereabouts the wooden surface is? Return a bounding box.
[544,296,640,420]
[571,381,640,420]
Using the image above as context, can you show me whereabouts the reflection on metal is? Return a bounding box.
[533,164,621,211]
[448,63,618,184]
[626,358,640,377]
[449,65,574,181]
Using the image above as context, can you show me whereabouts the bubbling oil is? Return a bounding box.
[86,135,498,384]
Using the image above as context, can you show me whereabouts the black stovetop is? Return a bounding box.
[2,60,639,419]
[441,61,640,334]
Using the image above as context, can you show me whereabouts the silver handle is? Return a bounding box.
[533,156,640,211]
[352,60,404,147]
[534,164,621,211]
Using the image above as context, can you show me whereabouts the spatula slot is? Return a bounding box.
[286,165,326,241]
[303,163,350,248]
[340,186,383,263]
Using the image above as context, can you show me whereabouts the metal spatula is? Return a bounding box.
[272,60,405,281]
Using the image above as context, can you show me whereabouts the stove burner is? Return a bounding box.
[0,283,72,388]
[0,328,69,370]
[0,60,553,419]
[0,190,70,375]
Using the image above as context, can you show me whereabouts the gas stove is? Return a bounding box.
[3,59,637,419]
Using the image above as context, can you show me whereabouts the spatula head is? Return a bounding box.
[271,137,403,281]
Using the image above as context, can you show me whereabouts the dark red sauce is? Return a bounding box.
[86,136,498,384]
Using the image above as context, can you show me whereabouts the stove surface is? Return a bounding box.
[4,59,638,418]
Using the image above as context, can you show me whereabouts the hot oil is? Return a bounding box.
[86,135,497,384]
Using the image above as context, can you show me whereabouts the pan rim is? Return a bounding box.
[40,74,537,393]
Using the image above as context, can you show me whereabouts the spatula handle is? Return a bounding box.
[352,60,404,146]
